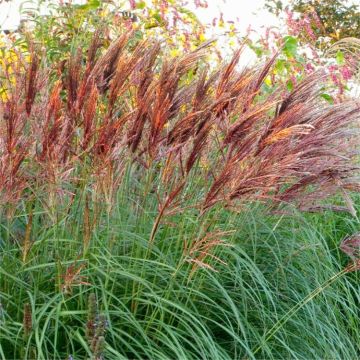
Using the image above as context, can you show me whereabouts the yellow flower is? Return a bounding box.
[179,34,186,43]
[198,33,206,42]
[170,48,180,58]
[264,76,272,86]
[0,88,9,102]
[99,8,109,18]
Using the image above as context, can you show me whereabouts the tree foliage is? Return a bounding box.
[0,0,215,66]
[266,0,360,46]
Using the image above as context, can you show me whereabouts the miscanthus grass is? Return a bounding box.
[0,177,359,359]
[1,30,359,359]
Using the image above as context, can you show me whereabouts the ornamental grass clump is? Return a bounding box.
[1,14,360,360]
[0,30,358,230]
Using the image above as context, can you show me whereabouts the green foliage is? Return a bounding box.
[335,50,345,65]
[320,93,334,104]
[283,35,298,58]
[0,184,359,359]
[17,0,209,64]
[76,0,101,11]
[266,0,360,45]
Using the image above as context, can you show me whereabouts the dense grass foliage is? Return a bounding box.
[1,177,359,359]
[0,24,360,359]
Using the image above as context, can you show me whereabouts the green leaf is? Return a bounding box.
[283,36,298,58]
[152,12,162,23]
[275,59,285,73]
[77,0,100,11]
[320,93,334,104]
[136,1,146,9]
[286,79,294,91]
[178,7,200,23]
[336,50,344,65]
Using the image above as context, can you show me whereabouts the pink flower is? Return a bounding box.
[340,66,353,81]
[194,0,208,8]
[328,64,338,73]
[129,0,136,10]
[310,10,322,29]
[304,18,316,41]
[305,63,315,73]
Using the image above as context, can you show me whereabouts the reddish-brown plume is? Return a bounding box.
[0,31,359,226]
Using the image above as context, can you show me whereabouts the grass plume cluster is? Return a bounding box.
[0,32,359,218]
[0,30,359,359]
